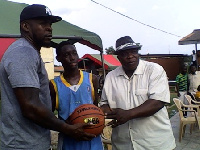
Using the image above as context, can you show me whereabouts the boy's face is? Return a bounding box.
[56,45,79,69]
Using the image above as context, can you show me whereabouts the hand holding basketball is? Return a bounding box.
[68,123,96,141]
[69,104,105,136]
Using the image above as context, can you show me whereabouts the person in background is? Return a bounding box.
[175,65,188,116]
[188,64,200,93]
[100,36,176,150]
[0,4,95,150]
[175,65,188,101]
[97,75,105,99]
[192,50,197,66]
[49,41,103,150]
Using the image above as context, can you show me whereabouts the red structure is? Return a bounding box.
[0,38,16,60]
[79,54,191,80]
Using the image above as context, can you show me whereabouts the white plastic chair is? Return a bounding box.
[185,94,200,106]
[101,119,112,150]
[173,98,200,142]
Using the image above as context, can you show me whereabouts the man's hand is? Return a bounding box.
[106,108,131,128]
[68,123,96,141]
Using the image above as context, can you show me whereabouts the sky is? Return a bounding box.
[9,0,200,65]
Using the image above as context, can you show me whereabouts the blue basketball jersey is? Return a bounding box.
[51,70,103,150]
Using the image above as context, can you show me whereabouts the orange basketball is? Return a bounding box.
[69,104,105,136]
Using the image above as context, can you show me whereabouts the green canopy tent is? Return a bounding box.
[0,0,107,77]
[0,0,103,50]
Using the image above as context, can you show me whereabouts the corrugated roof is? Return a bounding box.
[81,54,121,70]
[179,29,200,45]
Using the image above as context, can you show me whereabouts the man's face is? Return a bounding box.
[117,49,139,71]
[56,45,79,69]
[26,18,53,48]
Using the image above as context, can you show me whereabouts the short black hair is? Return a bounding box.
[198,85,200,91]
[56,41,74,56]
[189,64,196,73]
[56,39,80,56]
[189,64,196,69]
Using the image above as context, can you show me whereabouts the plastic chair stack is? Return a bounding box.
[185,94,200,106]
[173,98,200,142]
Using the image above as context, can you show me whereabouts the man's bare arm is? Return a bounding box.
[14,87,95,141]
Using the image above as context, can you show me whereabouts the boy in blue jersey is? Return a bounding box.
[49,41,103,150]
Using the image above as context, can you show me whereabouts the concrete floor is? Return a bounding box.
[50,112,200,150]
[171,113,200,150]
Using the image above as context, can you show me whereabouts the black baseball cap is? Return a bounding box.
[20,4,62,23]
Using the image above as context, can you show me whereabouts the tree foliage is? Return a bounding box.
[105,46,115,54]
[105,44,142,54]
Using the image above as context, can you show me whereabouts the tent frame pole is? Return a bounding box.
[100,51,106,80]
[0,34,83,40]
[195,43,198,70]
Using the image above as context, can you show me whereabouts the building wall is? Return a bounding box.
[143,57,185,80]
[78,55,189,81]
[41,47,54,80]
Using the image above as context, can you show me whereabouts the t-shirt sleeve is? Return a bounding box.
[4,47,40,88]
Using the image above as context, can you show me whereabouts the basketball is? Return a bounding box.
[69,104,105,136]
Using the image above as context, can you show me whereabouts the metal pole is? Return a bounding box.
[100,51,106,80]
[0,34,83,40]
[195,43,198,70]
[83,59,86,71]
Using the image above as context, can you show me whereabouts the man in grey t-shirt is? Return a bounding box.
[0,4,95,150]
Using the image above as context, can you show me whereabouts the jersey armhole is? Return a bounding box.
[50,80,59,110]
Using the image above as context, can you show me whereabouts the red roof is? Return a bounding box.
[81,54,121,70]
[0,38,16,61]
[103,55,121,66]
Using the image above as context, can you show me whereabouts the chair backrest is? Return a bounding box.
[190,92,197,101]
[101,119,112,145]
[185,95,193,105]
[173,98,184,119]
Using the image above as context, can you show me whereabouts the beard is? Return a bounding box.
[32,34,52,48]
[42,41,52,48]
[36,38,52,48]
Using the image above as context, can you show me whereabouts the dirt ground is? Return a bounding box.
[50,130,58,150]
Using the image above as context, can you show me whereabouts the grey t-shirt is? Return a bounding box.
[0,38,51,150]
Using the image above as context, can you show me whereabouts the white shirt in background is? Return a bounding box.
[188,71,200,92]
